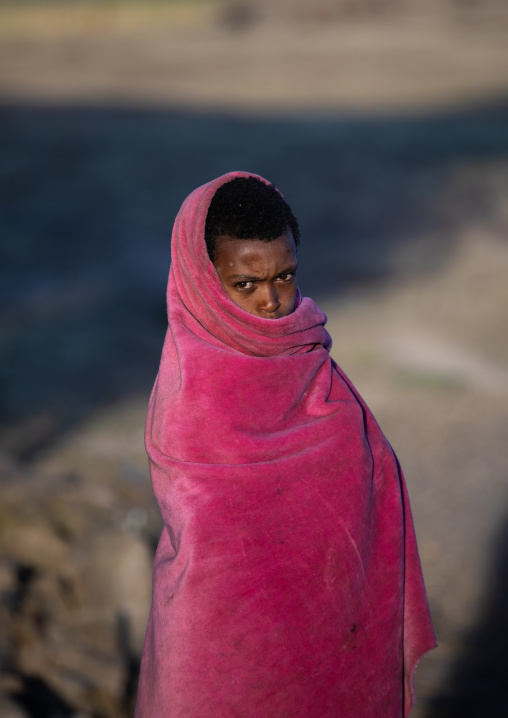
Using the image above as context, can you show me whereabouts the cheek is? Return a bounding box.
[223,287,253,308]
[277,286,298,316]
[281,283,298,303]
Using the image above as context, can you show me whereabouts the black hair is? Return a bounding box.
[204,176,300,262]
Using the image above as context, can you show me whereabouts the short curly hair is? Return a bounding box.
[205,176,300,262]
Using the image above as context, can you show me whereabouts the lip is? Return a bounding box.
[262,310,291,319]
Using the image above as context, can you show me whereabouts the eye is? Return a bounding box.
[235,281,254,291]
[277,272,295,283]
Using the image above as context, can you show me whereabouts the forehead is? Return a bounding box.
[213,230,297,271]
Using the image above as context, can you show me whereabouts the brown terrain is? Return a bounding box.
[1,1,508,716]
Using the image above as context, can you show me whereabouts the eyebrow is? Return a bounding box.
[227,265,297,282]
[228,273,261,281]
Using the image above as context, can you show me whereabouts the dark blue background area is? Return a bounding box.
[1,97,507,444]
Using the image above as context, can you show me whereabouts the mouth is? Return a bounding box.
[265,309,290,319]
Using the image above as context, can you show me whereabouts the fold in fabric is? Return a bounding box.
[135,171,437,717]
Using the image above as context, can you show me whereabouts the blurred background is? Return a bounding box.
[1,1,508,716]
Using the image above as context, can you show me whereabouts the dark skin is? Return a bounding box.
[212,228,298,319]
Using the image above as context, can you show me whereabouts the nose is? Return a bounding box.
[258,284,280,315]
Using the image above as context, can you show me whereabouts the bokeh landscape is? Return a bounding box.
[1,1,508,716]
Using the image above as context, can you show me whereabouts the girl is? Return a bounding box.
[135,172,436,717]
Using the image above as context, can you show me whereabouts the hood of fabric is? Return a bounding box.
[167,170,332,357]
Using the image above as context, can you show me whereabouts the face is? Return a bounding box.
[212,228,298,319]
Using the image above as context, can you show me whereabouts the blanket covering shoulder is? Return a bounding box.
[135,172,437,718]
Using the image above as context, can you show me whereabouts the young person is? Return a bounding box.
[135,172,436,718]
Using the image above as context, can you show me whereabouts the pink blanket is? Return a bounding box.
[135,172,436,717]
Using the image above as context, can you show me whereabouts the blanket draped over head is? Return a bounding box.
[135,171,436,718]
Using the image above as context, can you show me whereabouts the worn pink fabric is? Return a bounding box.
[135,171,437,718]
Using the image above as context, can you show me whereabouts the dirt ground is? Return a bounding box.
[1,2,508,112]
[1,2,508,716]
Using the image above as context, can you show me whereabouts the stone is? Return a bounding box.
[0,697,29,718]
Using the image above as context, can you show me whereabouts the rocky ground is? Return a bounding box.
[1,2,508,716]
